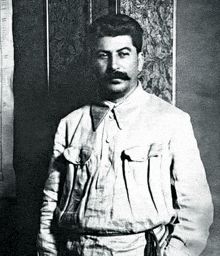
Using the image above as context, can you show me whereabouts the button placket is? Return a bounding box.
[106,110,116,143]
[95,114,115,190]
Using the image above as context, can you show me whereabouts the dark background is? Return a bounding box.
[0,0,219,255]
[176,1,220,255]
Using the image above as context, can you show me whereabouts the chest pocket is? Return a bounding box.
[122,144,162,186]
[120,143,174,220]
[63,146,97,196]
[61,147,94,212]
[63,146,98,192]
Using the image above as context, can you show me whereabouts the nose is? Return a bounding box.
[108,54,119,71]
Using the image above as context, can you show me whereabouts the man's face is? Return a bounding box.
[93,35,143,102]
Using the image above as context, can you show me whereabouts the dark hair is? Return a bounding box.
[88,14,143,53]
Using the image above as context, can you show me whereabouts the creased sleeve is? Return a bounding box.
[165,113,214,256]
[37,119,67,256]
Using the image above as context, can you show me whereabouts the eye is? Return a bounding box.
[97,52,108,59]
[118,51,130,58]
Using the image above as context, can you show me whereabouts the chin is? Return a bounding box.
[106,81,127,92]
[104,84,131,102]
[97,79,133,101]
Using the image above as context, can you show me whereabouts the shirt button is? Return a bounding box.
[104,163,111,168]
[108,112,114,119]
[97,186,104,193]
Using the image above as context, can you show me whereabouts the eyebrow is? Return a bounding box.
[117,47,132,52]
[97,47,132,53]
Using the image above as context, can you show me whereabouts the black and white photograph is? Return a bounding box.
[0,1,219,255]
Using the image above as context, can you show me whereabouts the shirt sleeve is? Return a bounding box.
[37,119,67,256]
[165,113,214,256]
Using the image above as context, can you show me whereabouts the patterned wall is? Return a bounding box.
[121,0,174,103]
[49,0,89,86]
[92,0,109,20]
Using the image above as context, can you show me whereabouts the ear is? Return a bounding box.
[137,52,144,72]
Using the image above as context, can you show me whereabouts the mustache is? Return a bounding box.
[105,71,130,81]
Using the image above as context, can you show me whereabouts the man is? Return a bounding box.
[37,14,213,256]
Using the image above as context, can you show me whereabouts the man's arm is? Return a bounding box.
[165,113,214,256]
[37,119,67,256]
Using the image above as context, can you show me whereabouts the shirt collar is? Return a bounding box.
[91,82,146,131]
[91,101,115,131]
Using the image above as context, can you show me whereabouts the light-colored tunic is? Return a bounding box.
[37,85,213,256]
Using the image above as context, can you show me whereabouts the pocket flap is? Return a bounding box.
[148,143,162,157]
[123,144,162,161]
[123,146,148,162]
[63,147,92,165]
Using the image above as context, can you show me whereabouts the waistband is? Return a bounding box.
[61,224,169,241]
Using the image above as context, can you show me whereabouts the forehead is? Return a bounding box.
[95,35,135,51]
